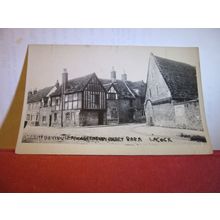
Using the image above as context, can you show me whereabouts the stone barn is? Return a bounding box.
[144,53,203,130]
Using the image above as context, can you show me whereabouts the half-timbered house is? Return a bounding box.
[50,70,107,127]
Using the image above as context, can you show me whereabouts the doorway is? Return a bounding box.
[98,112,104,125]
[49,115,52,127]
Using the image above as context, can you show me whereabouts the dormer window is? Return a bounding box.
[107,86,118,100]
[134,89,139,95]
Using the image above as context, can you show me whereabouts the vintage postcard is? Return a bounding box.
[16,45,212,155]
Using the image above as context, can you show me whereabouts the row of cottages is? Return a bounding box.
[26,69,146,127]
[144,53,203,130]
[26,86,57,126]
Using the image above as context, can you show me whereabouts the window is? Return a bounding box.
[68,102,72,110]
[149,89,152,98]
[73,93,77,101]
[65,102,68,110]
[73,101,77,109]
[94,94,100,105]
[54,113,57,122]
[107,86,117,100]
[42,116,46,122]
[55,106,60,111]
[156,86,159,96]
[65,112,70,120]
[42,98,49,107]
[129,99,133,107]
[55,98,59,105]
[26,114,30,120]
[36,114,39,121]
[64,93,82,110]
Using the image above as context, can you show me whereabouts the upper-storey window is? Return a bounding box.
[94,94,100,105]
[64,93,82,110]
[51,97,61,110]
[107,86,118,100]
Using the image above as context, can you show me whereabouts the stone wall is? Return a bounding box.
[118,99,132,123]
[62,110,81,127]
[151,100,203,130]
[152,102,176,127]
[134,110,145,123]
[106,100,119,125]
[180,101,203,130]
[51,109,108,127]
[133,97,145,123]
[79,110,106,126]
[39,107,52,127]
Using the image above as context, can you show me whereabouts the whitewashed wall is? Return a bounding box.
[0,28,220,149]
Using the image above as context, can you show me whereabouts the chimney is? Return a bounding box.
[121,73,127,82]
[55,80,59,89]
[111,67,116,83]
[28,90,32,96]
[62,68,68,92]
[33,88,37,94]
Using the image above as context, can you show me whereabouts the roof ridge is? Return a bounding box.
[123,81,136,98]
[154,54,196,68]
[67,73,94,83]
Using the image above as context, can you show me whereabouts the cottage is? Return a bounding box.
[144,53,203,130]
[101,69,146,124]
[26,86,56,126]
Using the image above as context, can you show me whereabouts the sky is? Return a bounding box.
[27,45,200,90]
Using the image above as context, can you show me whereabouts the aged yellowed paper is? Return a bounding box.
[16,45,212,155]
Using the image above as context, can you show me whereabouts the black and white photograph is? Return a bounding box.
[16,45,212,155]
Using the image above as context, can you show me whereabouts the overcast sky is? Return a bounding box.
[27,45,200,90]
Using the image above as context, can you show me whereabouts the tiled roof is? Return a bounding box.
[154,55,198,101]
[101,79,146,99]
[50,73,94,96]
[126,80,146,97]
[27,86,53,103]
[33,73,146,100]
[100,79,136,99]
